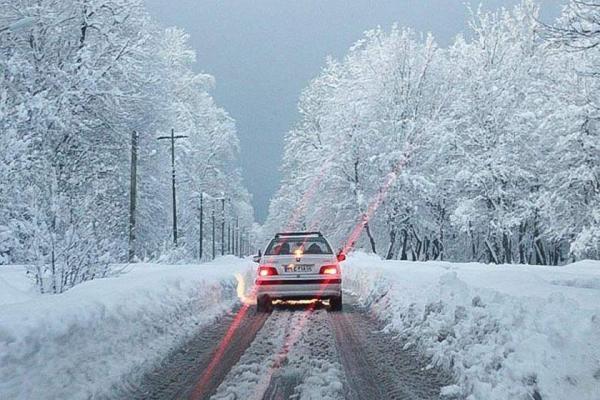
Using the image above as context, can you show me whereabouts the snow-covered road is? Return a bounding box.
[123,298,451,400]
[2,254,599,400]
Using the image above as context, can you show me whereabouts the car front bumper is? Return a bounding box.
[255,277,342,300]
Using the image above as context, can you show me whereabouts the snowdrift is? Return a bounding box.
[343,253,600,400]
[0,257,252,399]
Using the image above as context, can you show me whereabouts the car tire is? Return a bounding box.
[329,295,342,311]
[256,295,271,313]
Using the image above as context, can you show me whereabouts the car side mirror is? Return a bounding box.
[337,252,346,262]
[253,250,262,263]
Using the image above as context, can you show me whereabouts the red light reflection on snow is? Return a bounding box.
[194,147,411,397]
[250,153,412,398]
[341,158,407,254]
[190,286,257,399]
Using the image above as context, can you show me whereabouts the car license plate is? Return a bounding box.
[284,264,313,273]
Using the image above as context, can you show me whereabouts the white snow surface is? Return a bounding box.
[0,266,36,306]
[211,308,344,400]
[343,252,600,400]
[0,256,252,400]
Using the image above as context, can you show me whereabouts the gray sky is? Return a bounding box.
[143,0,563,222]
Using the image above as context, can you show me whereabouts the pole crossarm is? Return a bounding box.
[157,135,188,140]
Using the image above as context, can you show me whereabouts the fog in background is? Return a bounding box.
[143,0,563,222]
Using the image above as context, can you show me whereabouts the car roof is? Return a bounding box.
[274,231,323,239]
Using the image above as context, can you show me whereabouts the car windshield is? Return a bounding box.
[265,237,333,255]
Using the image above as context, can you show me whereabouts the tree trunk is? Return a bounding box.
[128,131,138,262]
[423,237,430,261]
[503,231,512,264]
[364,220,377,254]
[431,239,439,260]
[518,221,527,264]
[432,239,444,260]
[485,239,500,264]
[552,242,560,266]
[469,221,476,260]
[533,223,546,265]
[400,229,408,260]
[534,239,547,265]
[412,226,422,260]
[438,203,446,260]
[414,238,422,260]
[385,228,396,260]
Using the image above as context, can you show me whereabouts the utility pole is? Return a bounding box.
[221,197,226,256]
[128,130,138,262]
[199,193,204,260]
[240,228,246,257]
[211,208,216,260]
[157,129,187,247]
[227,222,231,254]
[235,217,239,257]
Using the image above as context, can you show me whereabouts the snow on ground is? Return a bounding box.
[0,256,253,400]
[211,308,345,400]
[343,252,600,400]
[0,265,38,306]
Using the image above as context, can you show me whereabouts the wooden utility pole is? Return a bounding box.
[240,228,246,257]
[211,208,216,260]
[199,193,204,260]
[235,217,239,257]
[221,198,226,256]
[157,129,187,247]
[242,229,248,257]
[227,222,231,254]
[128,130,138,262]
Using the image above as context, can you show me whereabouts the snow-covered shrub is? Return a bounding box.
[0,225,16,265]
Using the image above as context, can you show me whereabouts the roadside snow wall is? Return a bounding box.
[343,252,600,400]
[0,256,252,399]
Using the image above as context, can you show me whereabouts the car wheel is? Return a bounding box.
[329,295,342,311]
[256,295,271,313]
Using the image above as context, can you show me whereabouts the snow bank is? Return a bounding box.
[0,266,37,306]
[343,253,600,400]
[0,256,252,400]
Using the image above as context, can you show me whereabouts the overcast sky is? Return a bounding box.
[143,0,563,222]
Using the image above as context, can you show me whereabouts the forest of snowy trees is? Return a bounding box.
[265,0,600,264]
[0,0,253,292]
[1,0,598,295]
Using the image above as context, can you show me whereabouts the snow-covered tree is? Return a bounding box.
[267,0,599,264]
[543,0,600,259]
[0,0,253,291]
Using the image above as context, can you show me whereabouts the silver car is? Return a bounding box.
[254,232,345,312]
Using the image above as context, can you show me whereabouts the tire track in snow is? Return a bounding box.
[329,299,454,400]
[209,309,293,400]
[119,298,452,400]
[210,305,346,400]
[111,305,268,400]
[263,305,346,400]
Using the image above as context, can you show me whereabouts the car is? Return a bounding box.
[253,231,345,312]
